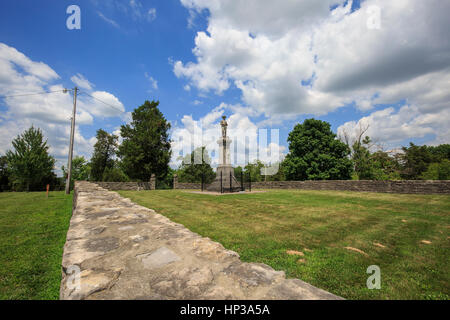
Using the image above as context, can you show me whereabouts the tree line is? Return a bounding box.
[1,100,172,191]
[1,104,449,192]
[171,118,450,184]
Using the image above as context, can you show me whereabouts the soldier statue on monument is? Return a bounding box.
[220,115,227,139]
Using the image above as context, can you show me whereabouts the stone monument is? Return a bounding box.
[206,116,242,192]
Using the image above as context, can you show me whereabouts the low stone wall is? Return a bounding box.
[92,180,450,194]
[175,182,202,189]
[250,180,450,194]
[93,181,150,191]
[60,181,342,300]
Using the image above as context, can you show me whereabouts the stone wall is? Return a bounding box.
[60,181,342,300]
[249,180,450,194]
[92,180,450,194]
[93,181,150,191]
[175,182,202,189]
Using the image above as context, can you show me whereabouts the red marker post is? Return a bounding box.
[46,184,50,198]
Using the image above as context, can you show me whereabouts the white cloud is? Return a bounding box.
[97,11,120,28]
[0,43,125,175]
[180,0,344,37]
[84,91,125,117]
[95,1,156,27]
[175,0,450,146]
[337,104,450,149]
[147,8,157,21]
[129,0,143,20]
[71,73,94,91]
[145,72,158,90]
[170,103,285,169]
[0,43,59,82]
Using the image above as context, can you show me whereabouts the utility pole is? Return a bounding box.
[65,87,78,195]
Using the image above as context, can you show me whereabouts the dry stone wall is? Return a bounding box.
[93,182,150,191]
[250,180,450,194]
[92,179,449,194]
[173,180,450,194]
[60,181,343,300]
[175,182,202,189]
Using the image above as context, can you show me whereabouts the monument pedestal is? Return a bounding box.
[206,134,242,192]
[206,165,242,193]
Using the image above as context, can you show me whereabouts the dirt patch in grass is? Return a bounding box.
[286,250,304,256]
[373,242,386,248]
[344,247,369,257]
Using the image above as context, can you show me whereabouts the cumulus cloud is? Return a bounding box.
[175,0,450,146]
[83,91,125,117]
[180,0,343,37]
[0,43,125,174]
[338,105,450,149]
[170,103,284,170]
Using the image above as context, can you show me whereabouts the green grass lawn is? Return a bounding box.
[119,189,450,300]
[0,191,72,300]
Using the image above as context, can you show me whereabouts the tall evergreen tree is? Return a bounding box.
[118,100,171,181]
[400,143,437,179]
[352,136,375,180]
[90,129,118,181]
[6,126,56,191]
[283,119,352,180]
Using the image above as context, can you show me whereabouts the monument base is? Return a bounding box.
[206,165,242,193]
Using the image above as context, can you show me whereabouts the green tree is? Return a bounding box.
[420,159,450,180]
[244,160,265,182]
[6,126,56,191]
[265,161,287,181]
[62,156,91,187]
[0,155,9,191]
[177,146,215,184]
[351,136,374,180]
[370,151,402,180]
[438,159,450,180]
[90,129,118,181]
[339,124,380,180]
[234,166,243,178]
[118,100,171,181]
[102,165,130,182]
[284,119,352,180]
[429,144,450,161]
[400,143,438,179]
[157,167,175,189]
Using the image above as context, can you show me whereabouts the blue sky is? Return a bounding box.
[1,0,205,134]
[1,0,449,175]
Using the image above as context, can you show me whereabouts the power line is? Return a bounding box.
[0,89,67,99]
[0,89,124,113]
[1,90,124,113]
[79,91,124,113]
